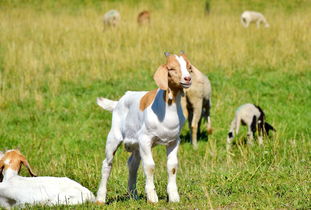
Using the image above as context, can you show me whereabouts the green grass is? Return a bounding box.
[0,0,310,209]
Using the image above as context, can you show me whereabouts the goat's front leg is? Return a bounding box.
[166,139,180,202]
[139,136,158,203]
[247,125,254,145]
[190,98,203,149]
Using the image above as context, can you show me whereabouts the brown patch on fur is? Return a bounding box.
[140,89,158,111]
[148,167,154,175]
[137,10,150,25]
[172,168,176,175]
[0,149,37,177]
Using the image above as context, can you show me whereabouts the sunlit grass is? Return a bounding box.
[0,0,310,209]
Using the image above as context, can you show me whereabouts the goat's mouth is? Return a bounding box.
[180,82,192,88]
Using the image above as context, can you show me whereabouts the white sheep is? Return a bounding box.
[241,11,270,28]
[103,9,121,27]
[181,65,212,149]
[226,103,275,151]
[0,149,95,208]
[96,52,193,204]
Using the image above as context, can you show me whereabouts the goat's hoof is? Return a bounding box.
[192,144,198,150]
[95,200,105,205]
[147,191,158,203]
[168,193,180,202]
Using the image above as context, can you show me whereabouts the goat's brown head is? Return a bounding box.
[153,51,192,92]
[0,149,37,178]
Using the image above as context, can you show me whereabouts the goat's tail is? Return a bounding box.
[97,97,118,112]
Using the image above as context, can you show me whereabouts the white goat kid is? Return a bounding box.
[226,104,275,151]
[241,11,270,28]
[96,52,193,204]
[0,149,95,208]
[181,66,212,149]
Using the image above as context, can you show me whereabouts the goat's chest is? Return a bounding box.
[144,103,185,142]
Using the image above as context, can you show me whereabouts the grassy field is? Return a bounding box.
[0,0,310,209]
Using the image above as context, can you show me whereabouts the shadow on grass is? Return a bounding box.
[106,193,168,204]
[180,129,210,144]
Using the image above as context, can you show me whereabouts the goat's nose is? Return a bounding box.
[184,76,191,82]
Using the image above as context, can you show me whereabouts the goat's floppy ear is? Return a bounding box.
[21,156,37,177]
[264,122,276,135]
[153,65,168,90]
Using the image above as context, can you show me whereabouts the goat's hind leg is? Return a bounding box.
[128,150,141,199]
[96,132,122,204]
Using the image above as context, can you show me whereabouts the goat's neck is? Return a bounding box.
[164,88,182,106]
[2,168,18,181]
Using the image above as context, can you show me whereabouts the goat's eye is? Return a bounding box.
[168,68,175,71]
[188,66,193,72]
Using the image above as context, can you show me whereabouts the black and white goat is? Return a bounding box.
[227,103,275,151]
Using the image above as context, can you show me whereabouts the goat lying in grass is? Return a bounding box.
[96,52,193,204]
[226,104,275,151]
[0,149,95,208]
[181,65,212,149]
[241,11,270,28]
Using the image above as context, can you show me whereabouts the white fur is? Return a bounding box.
[0,176,95,207]
[96,54,192,204]
[241,11,270,28]
[226,103,263,151]
[0,151,95,208]
[103,9,121,27]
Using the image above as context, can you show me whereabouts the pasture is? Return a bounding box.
[0,0,310,209]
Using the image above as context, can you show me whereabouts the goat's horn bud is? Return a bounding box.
[164,52,170,57]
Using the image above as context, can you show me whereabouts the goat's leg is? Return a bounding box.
[166,139,180,202]
[139,136,158,203]
[96,132,122,204]
[256,20,261,28]
[128,150,141,199]
[227,118,238,152]
[181,95,189,119]
[258,123,264,145]
[191,98,203,149]
[204,99,212,134]
[247,125,255,145]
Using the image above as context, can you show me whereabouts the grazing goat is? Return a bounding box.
[181,66,212,149]
[241,11,270,28]
[226,104,275,151]
[103,9,121,27]
[137,10,151,25]
[0,149,95,208]
[96,52,193,204]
